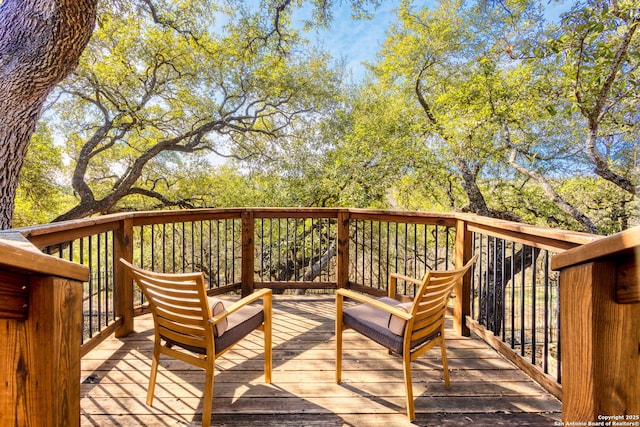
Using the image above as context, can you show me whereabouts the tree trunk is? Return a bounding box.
[507,148,599,234]
[478,238,541,336]
[0,0,97,229]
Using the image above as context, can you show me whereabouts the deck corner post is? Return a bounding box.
[559,259,640,423]
[337,210,350,289]
[454,219,472,337]
[114,218,134,337]
[0,253,87,427]
[241,210,255,297]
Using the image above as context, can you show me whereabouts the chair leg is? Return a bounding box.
[440,335,450,388]
[335,296,343,383]
[336,328,343,383]
[402,353,415,421]
[147,343,160,406]
[202,361,214,427]
[264,300,272,384]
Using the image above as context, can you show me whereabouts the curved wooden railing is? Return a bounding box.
[12,209,597,383]
[5,207,633,426]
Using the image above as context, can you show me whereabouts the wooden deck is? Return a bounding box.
[80,295,561,426]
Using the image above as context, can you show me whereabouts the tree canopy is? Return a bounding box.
[11,0,640,235]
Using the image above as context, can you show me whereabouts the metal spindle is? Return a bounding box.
[217,220,221,286]
[493,237,499,334]
[434,226,439,270]
[501,239,506,342]
[470,233,477,319]
[361,220,367,285]
[200,221,204,274]
[311,218,315,282]
[543,250,550,374]
[520,245,526,357]
[557,274,562,383]
[510,242,516,349]
[531,246,537,365]
[445,226,450,268]
[208,220,213,287]
[96,233,102,333]
[369,220,374,287]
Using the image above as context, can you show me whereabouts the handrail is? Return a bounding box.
[11,208,598,351]
[15,208,598,249]
[0,231,89,281]
[4,207,613,421]
[551,224,640,269]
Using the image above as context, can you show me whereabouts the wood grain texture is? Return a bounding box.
[0,0,98,228]
[616,254,640,304]
[0,270,29,320]
[336,210,350,289]
[0,238,89,282]
[552,225,640,270]
[114,219,134,337]
[241,211,255,297]
[0,275,83,426]
[454,219,473,336]
[560,261,640,422]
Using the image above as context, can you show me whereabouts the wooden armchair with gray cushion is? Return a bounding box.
[119,258,272,427]
[335,254,478,420]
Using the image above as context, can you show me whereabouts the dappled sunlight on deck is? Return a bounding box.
[80,295,561,426]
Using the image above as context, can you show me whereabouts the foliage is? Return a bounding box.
[36,0,345,221]
[13,125,75,227]
[365,0,638,233]
[13,0,639,236]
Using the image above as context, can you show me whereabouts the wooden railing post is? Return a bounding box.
[241,211,255,297]
[114,218,134,337]
[552,227,640,423]
[336,210,350,289]
[454,219,473,337]
[0,236,89,427]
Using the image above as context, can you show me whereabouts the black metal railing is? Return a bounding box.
[255,216,337,286]
[135,219,242,300]
[44,231,117,343]
[470,232,561,383]
[351,219,455,295]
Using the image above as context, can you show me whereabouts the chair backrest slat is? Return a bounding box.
[155,311,206,330]
[408,254,478,344]
[121,260,212,352]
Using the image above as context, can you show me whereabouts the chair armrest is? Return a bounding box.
[210,288,272,325]
[336,289,412,320]
[388,272,423,299]
[389,272,423,285]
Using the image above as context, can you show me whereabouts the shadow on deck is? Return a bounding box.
[80,295,561,426]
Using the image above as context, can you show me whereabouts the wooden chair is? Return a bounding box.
[335,254,478,420]
[119,259,272,427]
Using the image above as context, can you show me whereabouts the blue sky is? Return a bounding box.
[293,1,573,82]
[293,1,399,82]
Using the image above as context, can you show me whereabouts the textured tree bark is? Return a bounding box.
[0,0,97,229]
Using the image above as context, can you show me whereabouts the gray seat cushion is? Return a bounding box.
[215,304,264,354]
[343,297,440,355]
[162,303,264,356]
[343,297,405,354]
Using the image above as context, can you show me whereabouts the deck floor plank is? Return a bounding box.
[81,295,561,426]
